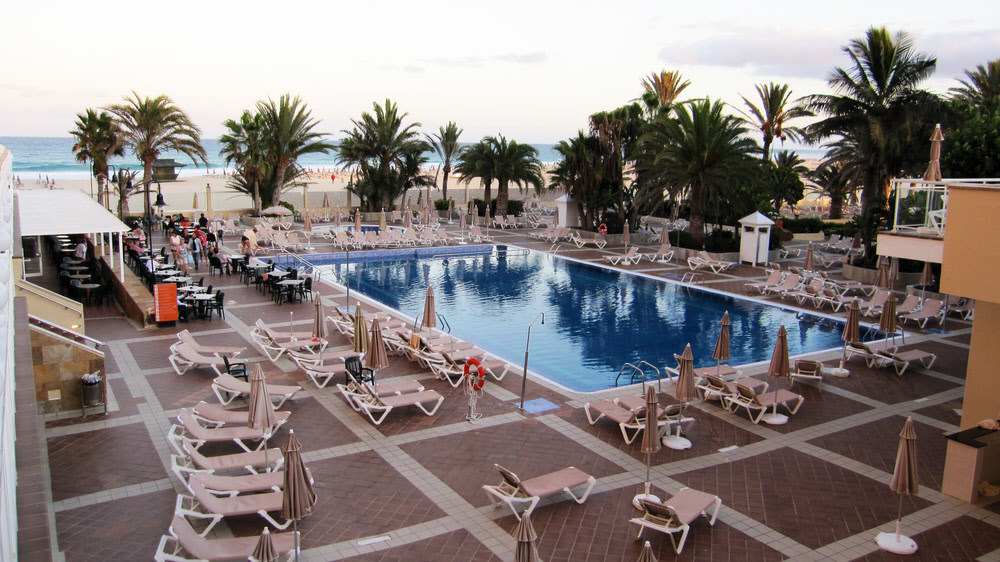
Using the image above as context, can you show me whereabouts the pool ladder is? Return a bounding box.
[614,361,663,391]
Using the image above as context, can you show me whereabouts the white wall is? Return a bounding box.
[0,144,17,559]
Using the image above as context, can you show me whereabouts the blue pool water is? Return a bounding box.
[292,246,869,392]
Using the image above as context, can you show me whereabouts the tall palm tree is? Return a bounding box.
[105,92,207,222]
[338,99,430,211]
[589,103,646,227]
[69,109,124,214]
[739,83,813,167]
[805,28,939,217]
[812,163,853,219]
[455,135,544,217]
[640,99,758,245]
[950,59,1000,106]
[640,70,691,118]
[219,110,268,214]
[425,122,464,200]
[550,132,605,230]
[258,95,334,206]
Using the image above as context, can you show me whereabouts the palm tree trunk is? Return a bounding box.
[496,179,509,217]
[117,189,130,221]
[142,161,154,225]
[272,163,289,206]
[688,182,705,246]
[441,164,450,200]
[483,181,492,210]
[761,136,773,168]
[830,198,844,220]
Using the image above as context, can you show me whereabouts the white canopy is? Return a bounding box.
[16,190,130,236]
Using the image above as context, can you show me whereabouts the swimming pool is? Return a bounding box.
[292,246,871,392]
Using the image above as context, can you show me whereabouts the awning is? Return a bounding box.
[16,190,130,236]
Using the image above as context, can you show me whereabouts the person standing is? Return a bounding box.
[177,237,190,274]
[169,231,182,265]
[190,234,203,270]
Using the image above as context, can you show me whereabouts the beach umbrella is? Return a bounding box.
[250,527,278,562]
[422,286,437,331]
[513,511,542,562]
[876,417,919,554]
[449,199,455,223]
[833,299,861,377]
[281,430,317,562]
[459,209,466,239]
[876,256,891,289]
[247,365,277,472]
[804,242,815,271]
[659,224,668,245]
[193,192,199,211]
[880,294,899,347]
[403,206,412,230]
[333,209,341,228]
[321,191,330,208]
[262,206,292,216]
[302,184,309,211]
[636,541,658,562]
[421,203,429,226]
[633,384,663,508]
[762,325,791,425]
[712,311,731,377]
[622,220,630,247]
[664,344,694,450]
[352,302,368,355]
[366,317,389,387]
[312,298,327,341]
[889,257,900,286]
[919,262,934,300]
[354,209,361,233]
[379,210,387,231]
[922,124,944,182]
[303,213,313,233]
[485,205,491,232]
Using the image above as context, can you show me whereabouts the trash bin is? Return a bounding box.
[82,381,103,407]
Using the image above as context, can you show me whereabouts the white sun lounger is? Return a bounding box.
[211,373,301,409]
[482,464,596,520]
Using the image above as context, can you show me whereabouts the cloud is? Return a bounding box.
[428,51,547,69]
[659,32,844,80]
[922,30,1000,78]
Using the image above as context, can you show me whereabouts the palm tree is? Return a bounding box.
[455,135,544,217]
[950,59,1000,106]
[258,94,334,206]
[805,28,939,218]
[338,99,430,211]
[589,104,646,227]
[812,163,853,219]
[69,109,124,214]
[550,132,605,230]
[640,99,758,245]
[105,92,207,223]
[739,83,813,167]
[425,122,464,200]
[219,110,269,214]
[640,70,691,118]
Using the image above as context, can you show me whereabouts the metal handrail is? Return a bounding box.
[636,360,663,392]
[14,280,84,318]
[28,314,105,351]
[614,362,645,387]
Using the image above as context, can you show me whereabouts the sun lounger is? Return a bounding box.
[175,479,289,535]
[843,340,885,367]
[687,251,737,273]
[174,435,283,475]
[894,294,923,317]
[630,489,722,554]
[439,349,510,382]
[614,395,695,436]
[251,319,328,361]
[725,383,803,424]
[640,242,675,262]
[168,344,229,377]
[860,289,891,317]
[815,287,860,311]
[695,373,768,407]
[170,409,267,453]
[900,298,944,328]
[605,246,641,266]
[288,347,361,367]
[761,273,800,297]
[335,374,426,412]
[745,270,783,294]
[583,399,669,444]
[568,231,608,249]
[353,382,444,425]
[468,225,493,243]
[171,329,245,358]
[529,224,556,240]
[789,359,823,390]
[544,227,570,243]
[482,464,596,520]
[211,373,301,409]
[873,348,937,375]
[169,455,309,499]
[946,297,975,319]
[782,278,825,304]
[190,401,290,431]
[155,514,297,562]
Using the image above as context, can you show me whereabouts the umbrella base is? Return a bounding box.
[876,532,917,554]
[828,367,850,378]
[762,413,789,425]
[662,435,692,450]
[632,492,661,510]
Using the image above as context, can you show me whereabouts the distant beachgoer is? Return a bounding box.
[198,213,208,228]
[169,232,182,263]
[331,174,336,182]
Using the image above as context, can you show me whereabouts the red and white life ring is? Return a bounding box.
[465,358,486,391]
[598,223,608,235]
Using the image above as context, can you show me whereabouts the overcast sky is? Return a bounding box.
[2,0,997,142]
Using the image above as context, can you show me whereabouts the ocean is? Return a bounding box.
[0,137,829,181]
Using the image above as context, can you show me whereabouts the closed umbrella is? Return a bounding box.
[366,318,389,388]
[632,384,663,508]
[513,512,542,562]
[712,311,731,376]
[404,206,412,230]
[876,417,919,554]
[922,124,944,182]
[421,203,429,226]
[636,541,658,562]
[422,286,437,331]
[449,199,455,223]
[485,204,491,231]
[876,256,891,289]
[832,300,860,377]
[459,209,466,239]
[312,298,327,341]
[281,430,317,562]
[919,262,934,300]
[622,221,630,247]
[193,192,199,211]
[333,209,341,228]
[762,325,791,425]
[664,344,694,450]
[247,365,277,472]
[321,191,330,209]
[659,223,668,245]
[250,527,278,562]
[379,210,387,231]
[354,209,361,233]
[880,294,899,347]
[352,302,368,355]
[205,183,213,216]
[804,242,815,272]
[303,213,313,233]
[889,257,900,286]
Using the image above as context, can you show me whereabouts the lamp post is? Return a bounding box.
[519,312,545,410]
[106,165,118,211]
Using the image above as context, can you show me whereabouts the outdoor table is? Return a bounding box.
[64,265,89,271]
[163,276,192,284]
[277,278,304,286]
[176,285,207,294]
[154,269,179,276]
[76,283,100,305]
[188,293,216,319]
[68,274,92,280]
[63,258,84,265]
[269,269,290,278]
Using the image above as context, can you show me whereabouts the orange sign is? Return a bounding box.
[154,283,179,322]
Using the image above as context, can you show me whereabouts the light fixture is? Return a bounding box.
[70,324,80,329]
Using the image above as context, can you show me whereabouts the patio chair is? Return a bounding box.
[529,224,556,240]
[789,359,823,390]
[482,464,596,520]
[353,382,444,426]
[725,383,803,424]
[584,399,668,444]
[568,231,608,249]
[605,246,641,266]
[507,214,521,228]
[744,270,783,294]
[630,489,722,554]
[170,409,267,453]
[155,514,297,562]
[190,401,290,431]
[168,344,230,377]
[641,242,675,263]
[175,478,289,535]
[900,298,944,328]
[171,330,244,358]
[211,374,301,409]
[873,348,937,375]
[843,341,883,367]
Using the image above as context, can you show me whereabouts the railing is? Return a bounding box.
[614,361,665,388]
[28,315,106,354]
[890,178,1000,236]
[14,280,84,318]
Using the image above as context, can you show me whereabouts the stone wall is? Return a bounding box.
[30,326,104,414]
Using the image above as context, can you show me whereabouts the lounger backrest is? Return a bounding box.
[639,499,680,527]
[169,515,218,560]
[178,329,197,349]
[705,374,727,391]
[920,299,943,315]
[795,359,822,376]
[494,464,522,490]
[735,383,758,404]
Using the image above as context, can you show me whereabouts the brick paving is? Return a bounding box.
[22,224,1000,561]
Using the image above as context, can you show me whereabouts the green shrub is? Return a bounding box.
[780,218,826,233]
[507,200,525,217]
[276,201,294,215]
[598,212,624,234]
[434,199,452,211]
[703,229,739,253]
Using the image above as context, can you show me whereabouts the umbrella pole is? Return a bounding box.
[294,519,300,562]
